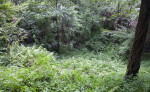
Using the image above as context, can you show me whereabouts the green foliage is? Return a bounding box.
[17,1,81,50]
[12,0,140,53]
[84,28,134,59]
[104,30,134,59]
[1,45,54,67]
[0,45,55,91]
[0,2,28,55]
[1,0,149,91]
[0,1,15,26]
[0,25,27,55]
[0,28,8,54]
[0,48,150,92]
[84,30,110,52]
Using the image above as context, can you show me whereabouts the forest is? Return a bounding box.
[0,0,150,91]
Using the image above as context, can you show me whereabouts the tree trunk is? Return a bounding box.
[144,28,150,52]
[126,0,150,77]
[56,0,60,52]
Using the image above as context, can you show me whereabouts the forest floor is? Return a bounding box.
[0,46,150,92]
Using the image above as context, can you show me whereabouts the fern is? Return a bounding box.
[1,45,55,67]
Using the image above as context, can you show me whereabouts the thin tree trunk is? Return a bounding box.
[61,25,65,43]
[56,0,60,52]
[126,0,150,77]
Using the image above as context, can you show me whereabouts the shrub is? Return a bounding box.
[17,1,81,51]
[84,28,134,58]
[0,45,55,67]
[0,1,27,55]
[0,1,15,26]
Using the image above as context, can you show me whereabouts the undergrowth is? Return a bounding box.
[0,45,150,92]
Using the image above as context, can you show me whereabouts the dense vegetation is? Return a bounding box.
[0,0,150,92]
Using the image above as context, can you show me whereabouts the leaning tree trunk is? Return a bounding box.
[126,0,150,77]
[144,28,150,52]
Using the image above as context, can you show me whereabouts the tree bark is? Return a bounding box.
[144,27,150,52]
[126,0,150,77]
[56,0,60,52]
